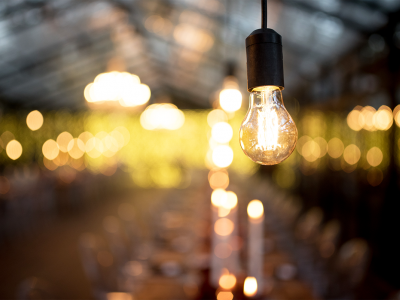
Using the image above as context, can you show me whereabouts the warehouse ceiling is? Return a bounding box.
[0,0,399,110]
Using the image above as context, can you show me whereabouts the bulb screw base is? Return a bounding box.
[246,28,284,92]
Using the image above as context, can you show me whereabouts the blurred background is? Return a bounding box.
[1,0,400,299]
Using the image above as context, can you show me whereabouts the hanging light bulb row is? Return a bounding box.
[84,71,151,107]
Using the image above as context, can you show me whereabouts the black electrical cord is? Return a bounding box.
[261,0,267,29]
[246,0,284,90]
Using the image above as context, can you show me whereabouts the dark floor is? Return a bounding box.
[0,189,165,299]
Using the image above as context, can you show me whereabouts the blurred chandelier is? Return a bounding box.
[84,71,151,107]
[239,0,298,165]
[140,103,185,131]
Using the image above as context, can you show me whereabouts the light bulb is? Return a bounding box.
[239,86,297,165]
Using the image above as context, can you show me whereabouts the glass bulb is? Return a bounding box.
[239,86,297,165]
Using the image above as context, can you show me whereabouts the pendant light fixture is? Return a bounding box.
[239,0,298,165]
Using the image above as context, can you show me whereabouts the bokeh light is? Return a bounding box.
[211,189,227,207]
[374,107,393,130]
[209,169,229,190]
[106,292,133,300]
[211,122,233,144]
[328,138,344,158]
[361,106,376,131]
[214,242,233,259]
[57,132,74,153]
[244,277,258,297]
[26,110,44,131]
[219,273,236,290]
[302,140,321,162]
[6,140,22,160]
[173,23,214,52]
[247,200,264,219]
[214,218,234,236]
[347,110,362,131]
[219,89,242,113]
[42,139,60,160]
[207,109,228,127]
[84,71,150,107]
[212,145,233,168]
[68,138,85,159]
[343,144,361,165]
[217,291,234,300]
[140,104,185,130]
[367,147,383,167]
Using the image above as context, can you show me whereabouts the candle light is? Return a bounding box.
[210,190,240,287]
[247,200,264,296]
[244,276,258,297]
[219,271,237,290]
[106,292,133,300]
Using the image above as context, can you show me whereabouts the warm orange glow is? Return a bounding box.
[212,122,233,144]
[209,170,229,190]
[57,132,73,153]
[214,242,233,259]
[219,76,242,113]
[79,132,94,145]
[84,71,150,107]
[221,191,238,210]
[58,166,76,184]
[214,218,234,236]
[244,277,258,297]
[53,152,69,166]
[247,200,264,219]
[347,110,362,131]
[124,261,143,277]
[361,106,376,131]
[42,139,59,160]
[145,15,173,36]
[374,107,393,130]
[343,144,361,165]
[314,137,328,157]
[43,158,58,171]
[26,110,44,131]
[140,104,185,130]
[218,206,230,217]
[217,291,234,300]
[71,157,86,171]
[110,130,125,149]
[106,293,132,300]
[6,140,22,160]
[219,273,236,290]
[328,138,344,158]
[207,109,228,127]
[115,126,130,146]
[367,147,383,167]
[296,135,312,156]
[211,188,227,207]
[68,138,85,159]
[220,89,242,113]
[302,140,320,162]
[212,145,233,168]
[173,23,214,52]
[86,137,102,158]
